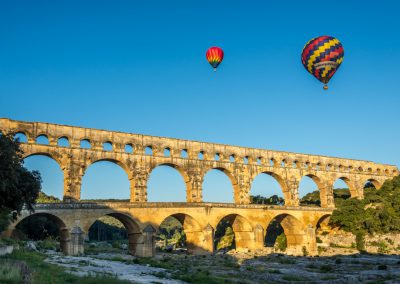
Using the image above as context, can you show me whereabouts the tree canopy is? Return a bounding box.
[0,133,41,232]
[330,175,400,235]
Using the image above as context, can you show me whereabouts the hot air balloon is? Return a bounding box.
[206,46,224,71]
[301,36,344,90]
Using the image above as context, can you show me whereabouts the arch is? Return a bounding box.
[80,139,91,149]
[332,177,352,201]
[81,160,131,200]
[315,214,331,232]
[250,172,286,205]
[163,147,171,157]
[14,132,28,143]
[364,178,381,189]
[36,134,49,145]
[23,154,64,199]
[124,143,134,153]
[103,141,113,151]
[266,214,304,250]
[86,212,141,255]
[145,146,153,155]
[57,136,70,147]
[181,149,188,158]
[13,212,69,254]
[157,213,202,254]
[147,163,188,202]
[202,167,238,203]
[298,174,322,207]
[214,214,253,251]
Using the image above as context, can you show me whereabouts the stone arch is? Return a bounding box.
[147,163,189,202]
[202,167,239,203]
[214,213,254,251]
[85,212,142,255]
[22,152,65,199]
[299,174,334,208]
[250,171,287,204]
[315,214,331,233]
[333,176,355,199]
[81,159,132,200]
[14,131,28,143]
[365,178,381,189]
[157,213,203,254]
[266,213,305,250]
[12,212,70,254]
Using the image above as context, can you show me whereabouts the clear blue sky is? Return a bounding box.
[1,1,399,202]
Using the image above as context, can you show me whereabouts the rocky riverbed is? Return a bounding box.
[41,248,400,283]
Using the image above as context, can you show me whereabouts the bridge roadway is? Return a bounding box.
[4,202,333,257]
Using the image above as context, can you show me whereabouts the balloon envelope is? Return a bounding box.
[301,36,344,87]
[206,47,224,70]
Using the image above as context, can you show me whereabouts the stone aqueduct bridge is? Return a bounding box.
[0,118,398,257]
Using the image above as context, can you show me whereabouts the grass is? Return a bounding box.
[0,260,23,284]
[0,249,133,284]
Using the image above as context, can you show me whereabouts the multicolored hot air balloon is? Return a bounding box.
[206,46,224,71]
[301,36,344,90]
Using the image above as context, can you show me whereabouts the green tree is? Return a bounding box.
[0,133,41,233]
[330,176,400,240]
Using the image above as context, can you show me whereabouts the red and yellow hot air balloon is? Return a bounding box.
[206,46,224,71]
[301,36,344,90]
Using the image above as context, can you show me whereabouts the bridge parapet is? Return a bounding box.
[0,118,398,207]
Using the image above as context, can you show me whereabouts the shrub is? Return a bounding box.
[320,265,333,273]
[275,233,287,252]
[302,246,308,256]
[0,260,22,284]
[355,233,365,252]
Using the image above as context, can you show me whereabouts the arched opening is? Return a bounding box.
[23,154,64,200]
[125,144,133,154]
[145,146,153,155]
[181,149,188,159]
[202,168,236,203]
[86,213,141,255]
[36,134,49,145]
[157,213,202,254]
[103,141,113,151]
[265,214,304,252]
[364,179,380,190]
[315,214,332,247]
[299,175,321,207]
[250,172,285,205]
[214,214,253,252]
[81,160,130,200]
[80,139,91,149]
[198,151,204,160]
[147,164,187,202]
[333,178,351,205]
[163,147,171,157]
[57,137,70,147]
[14,132,27,143]
[13,213,69,254]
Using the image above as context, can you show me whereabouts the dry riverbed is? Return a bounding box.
[43,249,400,283]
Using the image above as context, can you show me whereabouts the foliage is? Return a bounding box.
[0,259,22,284]
[0,249,132,284]
[275,233,287,252]
[36,192,61,203]
[157,216,185,249]
[88,216,127,242]
[0,133,41,232]
[300,188,351,206]
[330,175,400,238]
[265,219,284,247]
[250,194,284,205]
[15,214,60,240]
[216,226,235,251]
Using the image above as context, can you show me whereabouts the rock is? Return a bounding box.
[26,241,38,251]
[120,244,128,250]
[0,245,14,256]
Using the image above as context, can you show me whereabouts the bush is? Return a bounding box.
[356,233,365,252]
[320,265,333,273]
[275,233,287,252]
